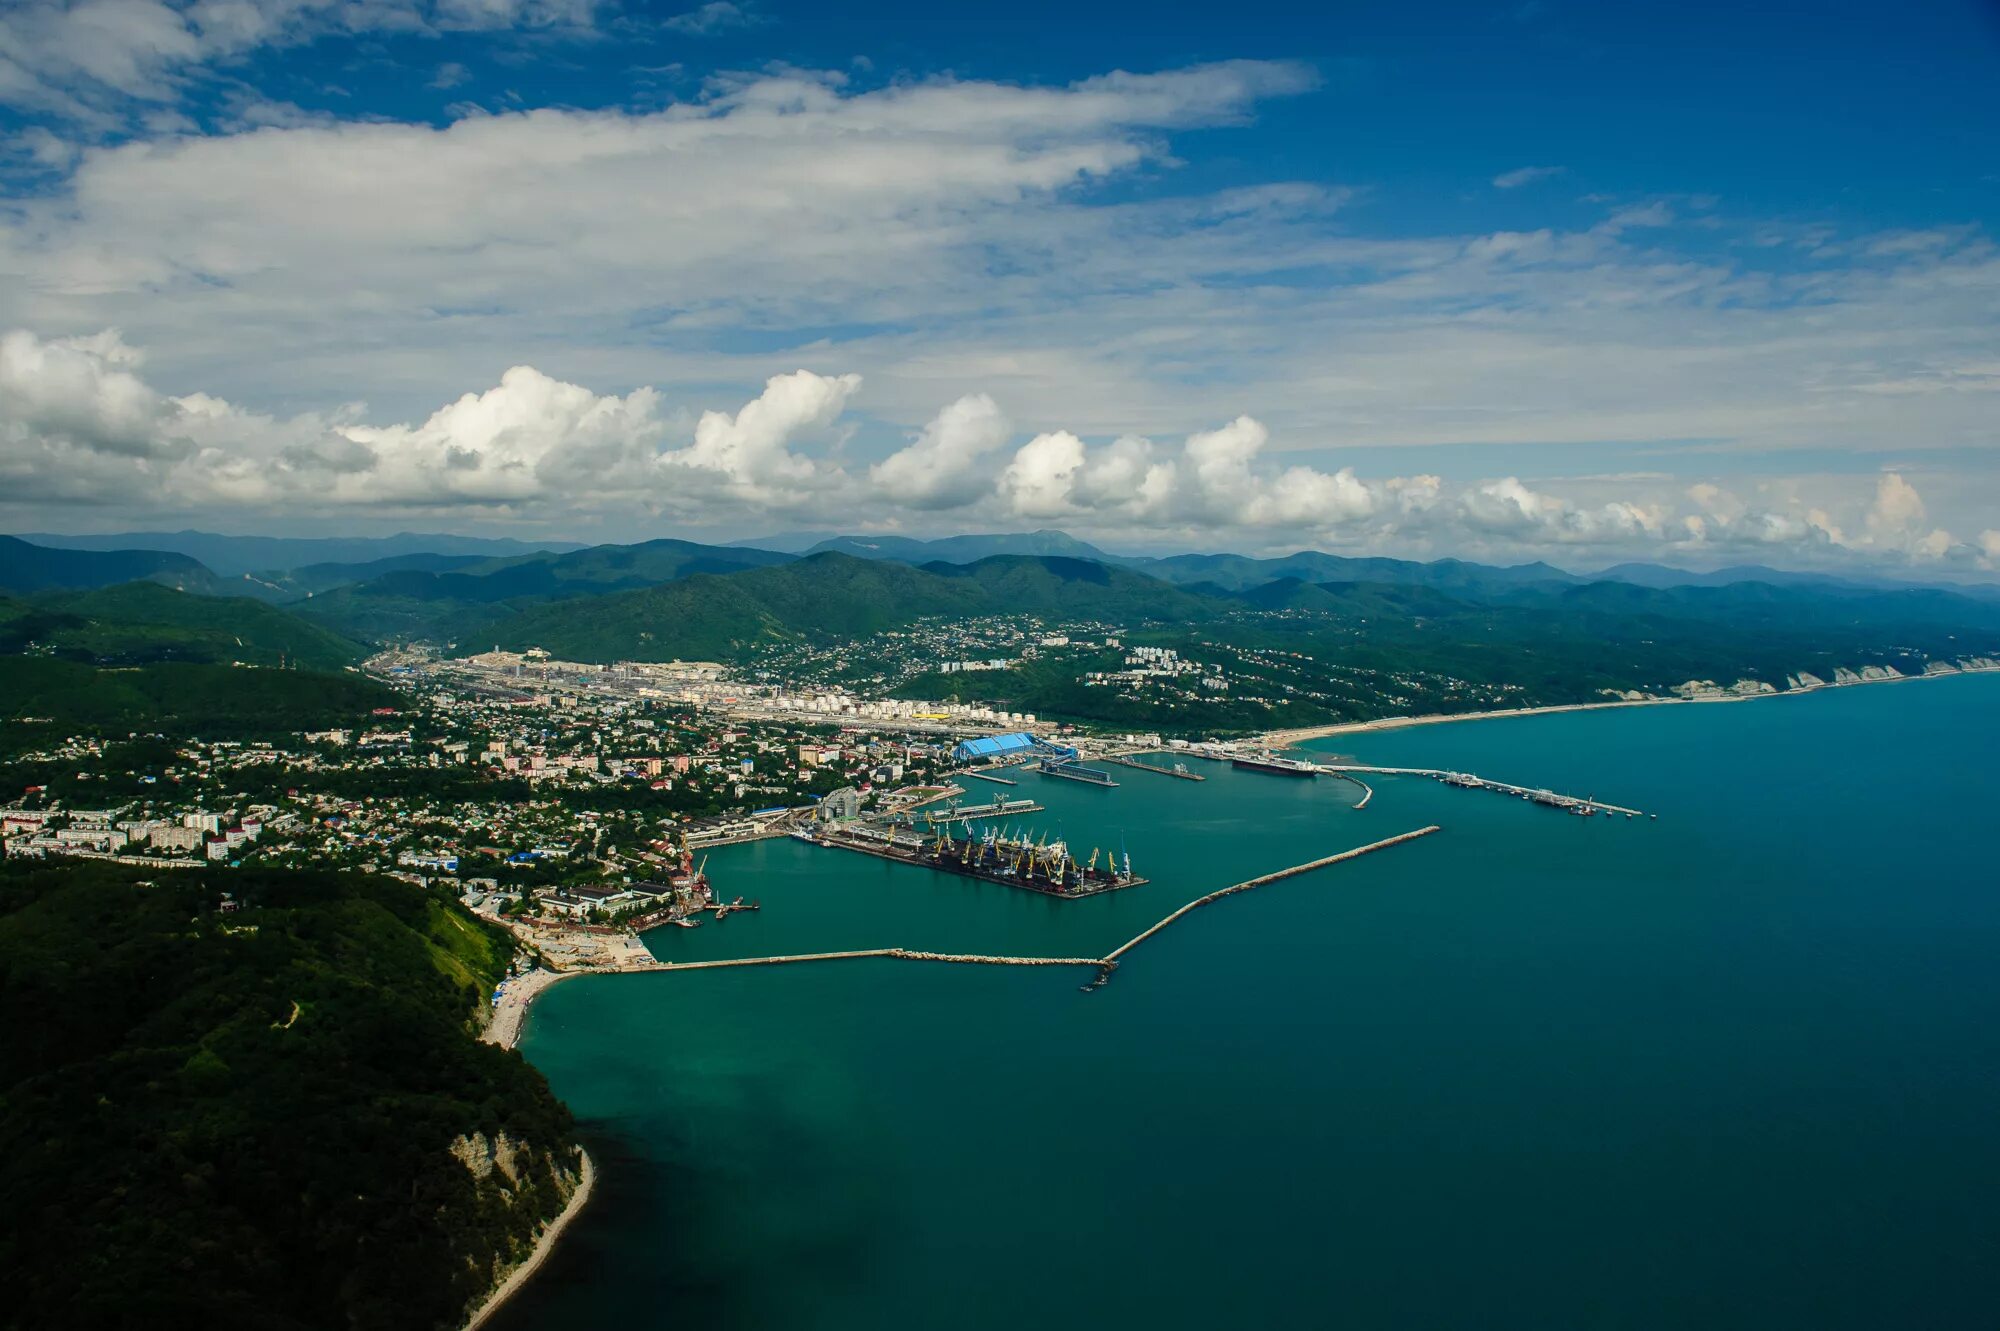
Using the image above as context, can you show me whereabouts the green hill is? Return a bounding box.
[2,581,367,669]
[0,657,396,749]
[0,859,580,1331]
[294,537,798,644]
[478,551,988,661]
[470,552,1224,663]
[0,534,228,595]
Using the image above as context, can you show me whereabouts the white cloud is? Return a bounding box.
[871,393,1012,510]
[662,1,756,35]
[1493,164,1563,189]
[0,0,598,118]
[5,326,1996,574]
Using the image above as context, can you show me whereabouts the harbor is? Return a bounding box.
[802,819,1147,897]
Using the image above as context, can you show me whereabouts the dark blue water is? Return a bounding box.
[497,675,2000,1330]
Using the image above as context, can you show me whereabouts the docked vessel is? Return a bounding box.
[1229,753,1319,778]
[1037,757,1119,787]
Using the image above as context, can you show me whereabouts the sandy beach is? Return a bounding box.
[463,1149,597,1331]
[1257,662,1998,749]
[482,968,578,1051]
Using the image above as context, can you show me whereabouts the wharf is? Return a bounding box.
[963,770,1019,786]
[649,948,1106,973]
[1037,760,1118,787]
[809,828,1147,897]
[1098,755,1206,781]
[919,797,1043,824]
[1311,764,1646,817]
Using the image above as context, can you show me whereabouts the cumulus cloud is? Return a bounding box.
[2,328,1994,575]
[871,393,1012,510]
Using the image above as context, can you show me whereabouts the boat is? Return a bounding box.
[1229,753,1319,778]
[1037,757,1118,787]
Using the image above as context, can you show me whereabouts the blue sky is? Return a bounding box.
[1,0,1996,572]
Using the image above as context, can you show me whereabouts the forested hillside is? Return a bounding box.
[0,861,581,1331]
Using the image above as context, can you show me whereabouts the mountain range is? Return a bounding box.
[5,529,1998,708]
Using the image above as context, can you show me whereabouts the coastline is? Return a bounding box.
[483,967,580,1051]
[463,1148,597,1331]
[1257,662,1998,748]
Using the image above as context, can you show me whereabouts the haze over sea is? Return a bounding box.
[497,675,2000,1330]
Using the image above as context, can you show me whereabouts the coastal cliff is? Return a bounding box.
[0,859,580,1331]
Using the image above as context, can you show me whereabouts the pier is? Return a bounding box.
[1312,765,1645,817]
[1098,826,1442,975]
[810,825,1148,897]
[917,797,1044,824]
[963,770,1019,786]
[648,948,1107,973]
[1037,758,1118,787]
[1097,755,1206,781]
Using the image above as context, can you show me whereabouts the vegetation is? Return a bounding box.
[0,860,579,1331]
[294,537,796,643]
[0,658,397,756]
[0,534,226,595]
[0,581,367,669]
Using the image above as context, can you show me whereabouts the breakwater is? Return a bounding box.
[1098,825,1442,974]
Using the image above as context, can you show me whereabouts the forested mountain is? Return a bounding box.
[16,529,581,575]
[479,551,993,661]
[0,860,581,1331]
[1127,548,1580,594]
[0,534,228,595]
[292,537,797,643]
[804,529,1117,564]
[0,581,366,670]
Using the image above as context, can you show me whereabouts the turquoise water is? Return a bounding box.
[496,676,2000,1329]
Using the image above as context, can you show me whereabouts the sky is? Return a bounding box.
[1,0,1997,574]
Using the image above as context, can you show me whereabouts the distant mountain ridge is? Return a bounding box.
[0,535,226,595]
[17,529,585,576]
[804,529,1117,564]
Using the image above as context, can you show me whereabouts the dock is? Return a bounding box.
[1037,758,1118,787]
[1311,764,1646,817]
[810,826,1148,897]
[1098,826,1442,976]
[1097,755,1206,781]
[963,770,1019,786]
[919,797,1044,824]
[647,948,1107,973]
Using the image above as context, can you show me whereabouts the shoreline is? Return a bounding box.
[463,1148,597,1331]
[1256,662,1998,748]
[482,967,581,1051]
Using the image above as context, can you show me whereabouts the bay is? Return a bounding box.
[494,673,2000,1330]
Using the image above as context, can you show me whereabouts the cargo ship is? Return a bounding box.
[1229,753,1320,778]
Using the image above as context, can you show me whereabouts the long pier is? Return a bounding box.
[648,948,1106,972]
[963,770,1018,786]
[1312,765,1644,817]
[1097,755,1206,781]
[919,797,1043,824]
[1100,826,1441,970]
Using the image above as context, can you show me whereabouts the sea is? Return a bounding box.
[492,673,2000,1330]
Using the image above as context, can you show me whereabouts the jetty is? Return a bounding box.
[1097,826,1442,977]
[1098,755,1206,781]
[1312,765,1645,817]
[648,948,1106,973]
[963,770,1019,786]
[918,797,1043,824]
